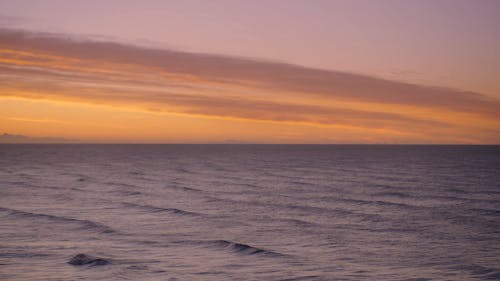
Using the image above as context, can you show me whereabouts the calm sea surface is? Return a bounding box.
[0,145,499,280]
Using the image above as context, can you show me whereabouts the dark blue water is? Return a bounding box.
[1,145,499,280]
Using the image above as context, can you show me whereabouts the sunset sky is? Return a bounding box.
[1,0,499,143]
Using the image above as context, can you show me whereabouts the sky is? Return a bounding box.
[0,0,499,143]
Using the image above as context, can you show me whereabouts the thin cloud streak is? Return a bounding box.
[0,132,75,143]
[5,116,69,124]
[1,28,499,143]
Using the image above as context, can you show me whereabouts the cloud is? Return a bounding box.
[1,28,499,142]
[6,116,69,124]
[0,15,26,25]
[0,132,74,143]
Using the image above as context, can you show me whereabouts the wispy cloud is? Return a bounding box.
[0,15,26,25]
[0,132,74,143]
[1,28,499,143]
[5,116,69,124]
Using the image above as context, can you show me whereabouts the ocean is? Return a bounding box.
[0,144,499,280]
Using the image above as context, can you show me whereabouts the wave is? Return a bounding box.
[122,202,202,217]
[68,253,110,266]
[211,240,282,256]
[0,180,60,190]
[0,251,52,259]
[211,177,260,188]
[119,191,142,196]
[166,183,204,193]
[372,192,412,198]
[470,208,500,217]
[274,218,319,228]
[174,239,284,257]
[0,206,117,234]
[373,191,498,205]
[203,195,383,222]
[174,167,193,174]
[336,198,429,210]
[452,264,500,280]
[105,182,139,188]
[279,276,323,281]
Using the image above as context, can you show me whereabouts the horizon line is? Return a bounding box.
[1,142,499,146]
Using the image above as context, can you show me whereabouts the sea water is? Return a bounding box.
[1,144,499,280]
